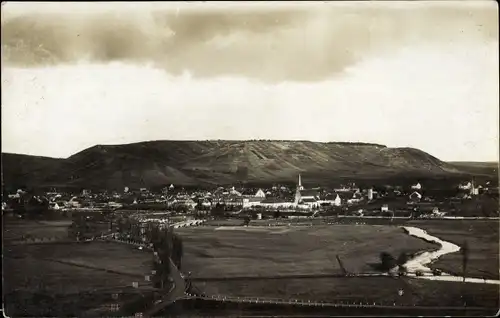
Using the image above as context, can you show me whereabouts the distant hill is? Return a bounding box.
[1,153,64,190]
[447,161,498,176]
[1,140,496,190]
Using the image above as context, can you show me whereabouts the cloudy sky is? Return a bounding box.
[1,1,498,161]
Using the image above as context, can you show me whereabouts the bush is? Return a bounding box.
[380,252,397,271]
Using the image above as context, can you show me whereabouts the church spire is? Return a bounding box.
[298,174,304,191]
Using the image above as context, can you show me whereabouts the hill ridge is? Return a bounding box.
[1,140,495,190]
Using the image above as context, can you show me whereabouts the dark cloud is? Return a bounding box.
[1,3,497,82]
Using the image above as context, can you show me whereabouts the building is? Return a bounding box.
[230,187,242,196]
[243,197,264,208]
[317,193,342,206]
[409,191,422,203]
[346,190,363,204]
[255,189,266,198]
[411,183,422,191]
[367,188,374,201]
[292,175,321,208]
[49,202,61,210]
[259,198,295,209]
[458,182,472,190]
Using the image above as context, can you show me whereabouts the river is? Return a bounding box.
[402,226,500,285]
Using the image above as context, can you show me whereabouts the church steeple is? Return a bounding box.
[298,174,304,191]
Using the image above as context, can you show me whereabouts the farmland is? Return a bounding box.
[176,222,499,309]
[3,218,154,317]
[176,225,437,277]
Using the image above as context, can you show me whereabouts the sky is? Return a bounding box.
[1,1,498,161]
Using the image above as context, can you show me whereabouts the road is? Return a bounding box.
[142,258,186,317]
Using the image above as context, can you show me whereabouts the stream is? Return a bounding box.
[402,226,500,285]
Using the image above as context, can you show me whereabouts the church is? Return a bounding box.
[294,174,320,209]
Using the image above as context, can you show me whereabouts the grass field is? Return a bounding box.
[176,225,437,277]
[176,223,499,309]
[196,277,499,308]
[3,218,155,317]
[3,219,73,241]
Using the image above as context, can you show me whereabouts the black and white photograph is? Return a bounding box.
[1,1,499,317]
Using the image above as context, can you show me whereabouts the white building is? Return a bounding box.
[317,193,342,207]
[411,183,422,190]
[367,188,374,201]
[230,187,242,196]
[243,197,264,208]
[409,191,422,202]
[458,182,472,190]
[49,202,61,210]
[255,189,266,198]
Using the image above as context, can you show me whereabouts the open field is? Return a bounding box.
[4,241,153,277]
[194,277,499,308]
[406,220,499,279]
[177,222,499,309]
[3,219,73,241]
[3,217,111,243]
[176,225,437,277]
[3,219,155,317]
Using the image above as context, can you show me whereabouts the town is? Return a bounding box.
[3,174,499,222]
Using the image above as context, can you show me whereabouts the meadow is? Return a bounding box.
[176,224,437,277]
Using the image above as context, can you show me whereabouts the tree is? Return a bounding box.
[397,252,409,275]
[243,216,251,226]
[380,252,397,271]
[397,252,408,266]
[211,203,225,219]
[274,210,281,219]
[462,240,469,282]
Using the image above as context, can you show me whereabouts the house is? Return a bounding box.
[301,197,320,209]
[68,197,82,208]
[259,198,295,210]
[242,197,264,208]
[409,191,422,203]
[200,198,212,208]
[317,193,342,206]
[411,183,422,190]
[346,190,363,204]
[458,182,472,190]
[255,189,266,198]
[229,187,242,197]
[49,202,61,210]
[171,198,197,210]
[295,189,320,205]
